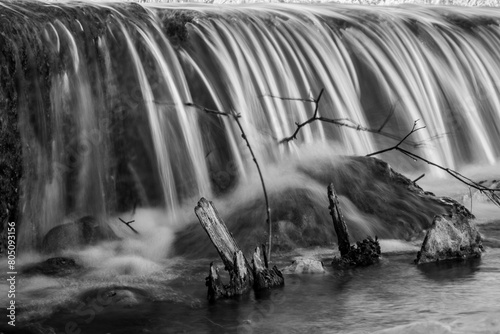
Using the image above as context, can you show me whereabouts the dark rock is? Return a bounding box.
[22,257,81,277]
[415,206,483,264]
[75,286,150,310]
[332,236,381,268]
[41,216,117,253]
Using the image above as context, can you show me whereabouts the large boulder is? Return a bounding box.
[42,216,117,254]
[415,206,483,264]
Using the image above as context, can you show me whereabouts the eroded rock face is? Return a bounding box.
[415,207,483,264]
[41,216,117,254]
[282,258,325,274]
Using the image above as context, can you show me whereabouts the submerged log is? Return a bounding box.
[196,197,283,301]
[252,246,284,290]
[328,183,381,268]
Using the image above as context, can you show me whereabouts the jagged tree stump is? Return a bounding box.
[195,198,283,302]
[328,183,351,257]
[252,245,284,290]
[328,184,381,268]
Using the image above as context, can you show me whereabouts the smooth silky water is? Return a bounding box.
[1,1,500,333]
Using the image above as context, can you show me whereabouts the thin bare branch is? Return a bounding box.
[413,173,425,183]
[186,102,273,261]
[185,102,240,118]
[260,93,316,103]
[275,89,324,143]
[377,103,397,133]
[267,89,419,146]
[119,218,139,234]
[367,122,500,208]
[366,120,425,157]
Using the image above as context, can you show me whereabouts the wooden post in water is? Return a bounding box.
[195,198,253,301]
[328,183,351,257]
[328,184,381,268]
[252,246,284,290]
[195,198,283,301]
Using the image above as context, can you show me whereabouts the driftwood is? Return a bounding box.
[328,184,381,268]
[195,198,283,302]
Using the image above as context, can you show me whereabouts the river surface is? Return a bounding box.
[1,223,500,334]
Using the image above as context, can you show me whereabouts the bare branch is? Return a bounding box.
[185,102,240,118]
[119,218,139,234]
[260,93,316,103]
[367,121,500,208]
[186,102,273,261]
[413,173,425,183]
[377,103,397,133]
[266,89,419,146]
[366,120,425,157]
[274,89,325,143]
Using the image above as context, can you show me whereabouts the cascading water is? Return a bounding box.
[1,1,500,253]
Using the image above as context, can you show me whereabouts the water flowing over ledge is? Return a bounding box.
[45,0,500,7]
[1,1,500,252]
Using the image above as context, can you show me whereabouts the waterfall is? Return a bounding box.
[1,1,499,251]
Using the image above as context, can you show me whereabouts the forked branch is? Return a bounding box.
[119,218,139,234]
[264,90,418,145]
[367,121,500,207]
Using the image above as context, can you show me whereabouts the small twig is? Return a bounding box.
[119,218,139,234]
[366,119,425,157]
[260,93,316,103]
[377,102,397,133]
[185,103,241,118]
[413,173,425,183]
[186,102,273,262]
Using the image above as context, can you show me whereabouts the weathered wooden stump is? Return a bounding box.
[328,183,381,268]
[252,246,284,290]
[195,197,283,302]
[328,183,351,257]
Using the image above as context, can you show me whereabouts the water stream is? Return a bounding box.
[1,1,500,333]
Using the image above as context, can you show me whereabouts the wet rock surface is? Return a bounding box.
[415,207,483,264]
[41,216,117,254]
[282,257,326,274]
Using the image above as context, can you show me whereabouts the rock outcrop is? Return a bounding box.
[415,206,483,264]
[42,216,117,254]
